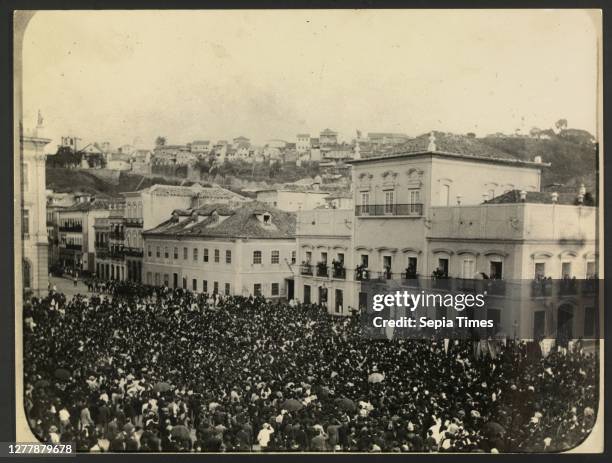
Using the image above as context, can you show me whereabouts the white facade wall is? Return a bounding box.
[142,237,296,298]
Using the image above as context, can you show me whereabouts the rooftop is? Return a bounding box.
[351,131,550,168]
[484,189,595,206]
[143,201,296,239]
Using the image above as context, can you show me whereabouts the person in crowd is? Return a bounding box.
[23,281,599,453]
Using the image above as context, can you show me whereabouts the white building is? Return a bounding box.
[142,202,297,299]
[255,188,330,211]
[20,119,52,294]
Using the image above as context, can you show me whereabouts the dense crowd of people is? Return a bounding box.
[23,281,599,453]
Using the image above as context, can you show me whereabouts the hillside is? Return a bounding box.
[478,134,598,192]
[46,168,189,197]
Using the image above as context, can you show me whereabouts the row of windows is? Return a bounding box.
[144,272,280,296]
[146,245,295,265]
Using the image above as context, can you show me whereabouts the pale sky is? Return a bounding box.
[20,9,600,152]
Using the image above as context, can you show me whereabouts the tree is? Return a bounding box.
[555,119,568,132]
[155,136,167,147]
[529,127,541,138]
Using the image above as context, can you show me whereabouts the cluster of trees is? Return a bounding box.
[46,147,107,169]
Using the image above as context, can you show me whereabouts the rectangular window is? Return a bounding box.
[361,254,369,267]
[182,277,187,289]
[192,278,197,291]
[561,262,572,278]
[271,282,279,296]
[533,311,546,339]
[253,250,262,264]
[321,252,328,263]
[409,189,421,214]
[213,281,219,294]
[147,245,152,257]
[384,190,394,214]
[305,251,312,263]
[22,163,29,192]
[22,209,29,236]
[271,250,280,264]
[225,283,231,295]
[163,274,169,286]
[304,285,311,304]
[202,280,208,293]
[183,247,188,260]
[214,249,220,263]
[226,250,232,264]
[461,258,475,279]
[156,246,160,258]
[535,262,546,279]
[193,248,198,261]
[155,273,160,286]
[291,250,296,264]
[586,261,596,278]
[146,272,152,285]
[254,283,262,296]
[335,289,343,313]
[203,248,209,262]
[360,192,370,213]
[165,247,169,259]
[173,247,178,259]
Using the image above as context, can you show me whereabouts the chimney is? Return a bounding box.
[551,192,558,204]
[519,190,527,202]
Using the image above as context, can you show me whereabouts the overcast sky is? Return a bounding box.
[20,9,600,151]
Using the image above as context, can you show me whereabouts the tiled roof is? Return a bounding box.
[143,201,296,239]
[357,131,548,165]
[484,189,584,205]
[63,197,111,212]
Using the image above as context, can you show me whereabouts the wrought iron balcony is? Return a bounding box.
[300,264,313,276]
[332,266,346,279]
[59,224,83,232]
[355,203,423,217]
[123,247,144,257]
[316,263,329,277]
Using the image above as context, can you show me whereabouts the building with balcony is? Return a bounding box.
[295,209,358,315]
[56,196,110,274]
[118,183,249,283]
[296,131,600,340]
[142,202,296,299]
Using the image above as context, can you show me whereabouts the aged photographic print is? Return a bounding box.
[14,9,603,454]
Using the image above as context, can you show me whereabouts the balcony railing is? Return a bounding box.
[64,243,82,251]
[125,218,144,228]
[300,264,313,276]
[59,225,83,232]
[332,266,346,279]
[316,263,329,277]
[123,247,144,257]
[109,232,125,240]
[355,203,423,217]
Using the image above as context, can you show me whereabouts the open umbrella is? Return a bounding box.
[153,382,171,393]
[281,399,304,412]
[482,421,506,437]
[54,368,71,381]
[170,425,191,440]
[335,397,357,412]
[34,379,51,388]
[368,372,385,383]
